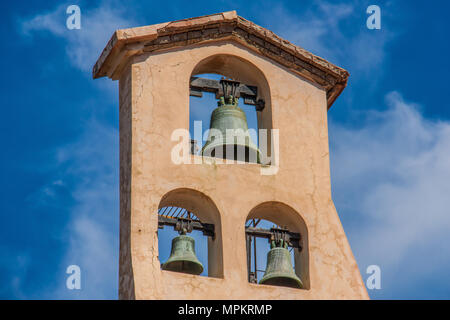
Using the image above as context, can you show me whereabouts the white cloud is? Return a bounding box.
[20,1,136,72]
[18,1,129,299]
[258,1,395,77]
[0,248,31,299]
[40,120,119,299]
[330,92,450,298]
[21,6,67,37]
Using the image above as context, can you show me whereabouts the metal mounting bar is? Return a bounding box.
[246,234,256,283]
[245,226,302,250]
[189,77,265,111]
[158,215,215,238]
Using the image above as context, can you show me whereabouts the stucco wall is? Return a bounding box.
[118,40,368,299]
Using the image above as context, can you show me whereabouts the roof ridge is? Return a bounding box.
[92,11,349,109]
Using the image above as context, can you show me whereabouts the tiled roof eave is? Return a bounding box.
[93,11,349,109]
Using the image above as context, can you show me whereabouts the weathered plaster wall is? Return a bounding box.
[118,63,135,300]
[118,40,368,299]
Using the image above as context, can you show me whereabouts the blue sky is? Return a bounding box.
[1,0,450,299]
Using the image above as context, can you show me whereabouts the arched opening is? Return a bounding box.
[246,202,310,289]
[157,188,223,278]
[189,73,260,162]
[189,54,274,164]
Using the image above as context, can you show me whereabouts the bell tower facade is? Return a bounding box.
[93,11,369,300]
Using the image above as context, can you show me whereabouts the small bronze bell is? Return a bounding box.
[162,234,204,275]
[202,79,261,163]
[259,240,303,289]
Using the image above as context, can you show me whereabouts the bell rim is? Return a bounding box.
[259,273,303,289]
[161,260,204,275]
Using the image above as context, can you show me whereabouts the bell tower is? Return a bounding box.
[93,11,369,299]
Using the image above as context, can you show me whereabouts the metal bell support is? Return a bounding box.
[259,237,303,289]
[161,219,204,275]
[202,79,261,163]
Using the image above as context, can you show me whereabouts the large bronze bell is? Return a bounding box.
[161,234,204,275]
[259,240,303,289]
[202,79,261,163]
